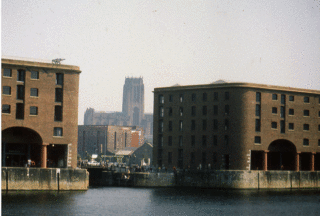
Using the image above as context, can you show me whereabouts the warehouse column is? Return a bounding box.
[263,150,269,171]
[41,143,49,168]
[311,152,315,171]
[296,152,300,171]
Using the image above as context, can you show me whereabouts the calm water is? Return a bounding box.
[2,187,320,216]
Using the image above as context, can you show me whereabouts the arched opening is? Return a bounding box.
[268,139,296,170]
[2,127,42,167]
[133,107,140,126]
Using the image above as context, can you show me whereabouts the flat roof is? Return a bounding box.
[1,58,81,73]
[154,82,320,95]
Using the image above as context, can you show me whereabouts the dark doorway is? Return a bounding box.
[300,153,311,171]
[315,153,320,171]
[268,140,296,170]
[251,151,263,170]
[47,144,67,168]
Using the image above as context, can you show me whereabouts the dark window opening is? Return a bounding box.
[255,119,261,132]
[289,123,294,130]
[303,139,309,146]
[303,110,310,116]
[280,106,285,118]
[191,152,195,164]
[304,97,309,103]
[192,93,196,102]
[30,88,38,97]
[30,106,38,115]
[3,86,11,95]
[169,95,173,102]
[168,152,172,164]
[213,105,218,115]
[54,127,63,136]
[17,70,25,82]
[254,136,261,144]
[280,120,285,133]
[225,105,230,115]
[179,136,183,147]
[271,122,277,129]
[31,71,39,79]
[214,92,218,101]
[202,135,207,146]
[191,135,195,147]
[281,94,286,104]
[168,121,172,131]
[16,103,24,119]
[272,94,277,100]
[191,120,195,131]
[202,106,207,115]
[17,85,24,100]
[179,107,183,116]
[289,109,294,115]
[2,104,10,114]
[272,107,277,114]
[256,92,261,102]
[213,135,218,146]
[191,106,196,116]
[3,68,12,77]
[169,107,173,116]
[213,119,218,130]
[225,119,229,130]
[289,95,294,101]
[56,73,64,85]
[55,88,63,102]
[225,92,229,100]
[303,124,309,131]
[168,136,172,146]
[255,104,260,117]
[54,105,63,121]
[203,93,207,102]
[179,94,183,102]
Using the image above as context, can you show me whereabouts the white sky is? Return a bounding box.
[2,0,320,125]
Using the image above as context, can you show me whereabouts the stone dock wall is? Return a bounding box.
[98,170,320,189]
[2,167,89,191]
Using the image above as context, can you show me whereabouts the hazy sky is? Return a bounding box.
[2,0,320,124]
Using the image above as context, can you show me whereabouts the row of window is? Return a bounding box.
[255,120,320,132]
[166,151,222,166]
[159,119,231,133]
[159,105,230,118]
[3,86,63,102]
[2,104,63,121]
[254,136,320,147]
[3,69,64,85]
[271,107,320,117]
[257,92,319,104]
[159,92,230,104]
[158,134,229,148]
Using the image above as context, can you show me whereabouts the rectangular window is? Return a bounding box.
[159,95,164,104]
[213,119,218,130]
[55,88,63,102]
[203,93,207,102]
[281,94,286,105]
[255,104,260,117]
[30,106,38,115]
[254,136,261,144]
[272,107,277,114]
[168,121,172,131]
[168,136,172,146]
[17,70,25,82]
[191,106,196,116]
[159,120,163,133]
[303,138,309,146]
[30,88,38,97]
[280,106,285,118]
[17,85,24,100]
[272,94,277,100]
[191,152,195,164]
[225,105,230,115]
[214,92,218,101]
[16,103,24,119]
[179,107,183,116]
[303,124,309,131]
[318,125,320,132]
[255,119,261,132]
[304,97,309,103]
[203,120,207,131]
[169,107,173,116]
[289,109,294,115]
[289,96,294,101]
[318,139,320,147]
[191,135,195,147]
[2,104,10,114]
[179,94,183,102]
[178,149,183,159]
[3,86,11,95]
[289,123,294,130]
[53,127,63,136]
[256,92,261,102]
[168,152,172,164]
[319,111,320,117]
[169,95,173,102]
[179,120,183,131]
[213,135,217,146]
[179,136,183,147]
[56,73,63,85]
[224,135,229,145]
[54,105,63,121]
[271,122,277,129]
[159,106,164,117]
[213,105,218,115]
[280,120,285,133]
[225,92,229,100]
[31,71,39,79]
[303,110,310,117]
[192,93,196,102]
[225,119,229,130]
[202,106,207,115]
[202,135,207,146]
[158,135,163,148]
[3,68,12,77]
[191,120,195,131]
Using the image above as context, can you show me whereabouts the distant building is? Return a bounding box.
[130,142,153,167]
[77,125,144,158]
[1,57,81,168]
[153,81,320,171]
[84,77,153,142]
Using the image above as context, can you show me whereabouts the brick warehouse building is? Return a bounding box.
[1,58,81,168]
[78,125,144,158]
[153,81,320,171]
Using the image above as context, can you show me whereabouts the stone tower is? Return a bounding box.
[122,77,144,126]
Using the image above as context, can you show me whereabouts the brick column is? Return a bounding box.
[296,152,300,171]
[311,152,315,171]
[263,150,269,171]
[40,143,49,168]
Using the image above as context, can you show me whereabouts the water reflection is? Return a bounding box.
[2,188,320,216]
